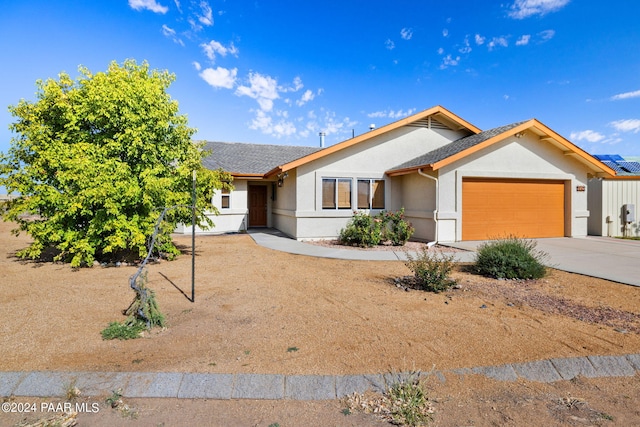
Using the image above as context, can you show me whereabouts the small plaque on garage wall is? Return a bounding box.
[576,185,586,192]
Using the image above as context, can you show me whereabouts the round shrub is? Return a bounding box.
[339,211,382,247]
[475,236,548,280]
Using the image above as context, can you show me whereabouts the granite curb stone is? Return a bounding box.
[513,360,562,383]
[335,374,386,397]
[285,375,335,400]
[0,372,25,397]
[550,357,598,380]
[2,354,639,400]
[177,373,234,399]
[471,365,518,382]
[587,355,636,377]
[625,354,640,370]
[233,374,285,399]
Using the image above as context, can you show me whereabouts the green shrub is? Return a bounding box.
[101,320,146,340]
[404,248,456,292]
[339,209,414,247]
[475,236,548,279]
[380,208,415,245]
[339,211,383,247]
[387,376,433,426]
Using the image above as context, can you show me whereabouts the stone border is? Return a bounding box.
[2,354,638,400]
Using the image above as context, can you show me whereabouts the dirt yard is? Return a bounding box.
[1,220,639,426]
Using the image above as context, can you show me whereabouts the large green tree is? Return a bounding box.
[1,59,231,267]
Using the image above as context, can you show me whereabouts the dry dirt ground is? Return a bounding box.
[1,220,639,426]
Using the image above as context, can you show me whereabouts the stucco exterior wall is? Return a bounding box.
[588,178,640,237]
[176,179,248,234]
[292,126,469,240]
[435,133,593,241]
[272,169,298,237]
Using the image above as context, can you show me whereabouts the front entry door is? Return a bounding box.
[248,185,268,227]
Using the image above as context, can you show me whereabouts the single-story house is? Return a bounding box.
[179,105,621,242]
[588,155,640,238]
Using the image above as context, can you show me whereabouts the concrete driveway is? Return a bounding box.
[446,237,640,287]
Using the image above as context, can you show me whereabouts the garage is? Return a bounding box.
[462,178,566,240]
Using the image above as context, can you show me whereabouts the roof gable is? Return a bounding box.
[264,105,481,177]
[387,119,617,177]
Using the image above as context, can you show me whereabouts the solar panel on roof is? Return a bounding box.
[618,161,640,173]
[595,154,626,162]
[602,160,626,173]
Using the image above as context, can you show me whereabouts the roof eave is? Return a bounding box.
[274,105,482,174]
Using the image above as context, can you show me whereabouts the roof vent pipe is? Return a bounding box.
[369,124,376,131]
[319,132,326,148]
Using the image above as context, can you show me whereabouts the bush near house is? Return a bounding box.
[474,236,548,280]
[404,248,457,293]
[339,209,414,247]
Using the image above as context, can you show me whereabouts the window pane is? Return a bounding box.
[372,180,385,209]
[322,179,336,209]
[221,195,230,209]
[337,179,351,209]
[357,180,370,209]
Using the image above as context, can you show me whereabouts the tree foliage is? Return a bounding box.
[0,59,231,267]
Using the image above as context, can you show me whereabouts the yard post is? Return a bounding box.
[192,170,196,303]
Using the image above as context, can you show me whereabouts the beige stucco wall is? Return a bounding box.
[435,133,593,241]
[588,178,640,237]
[176,179,248,234]
[292,126,469,239]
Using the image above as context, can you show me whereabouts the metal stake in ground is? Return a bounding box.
[192,170,196,303]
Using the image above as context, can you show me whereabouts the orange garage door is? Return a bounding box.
[462,178,565,241]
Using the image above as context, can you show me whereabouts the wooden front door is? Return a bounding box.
[248,185,268,227]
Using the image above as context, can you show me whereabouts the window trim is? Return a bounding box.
[221,187,230,209]
[357,178,385,210]
[322,177,352,210]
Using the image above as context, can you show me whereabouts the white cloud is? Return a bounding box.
[442,29,449,37]
[487,36,509,50]
[249,110,296,138]
[570,130,605,143]
[201,40,239,61]
[440,54,461,69]
[611,89,640,101]
[296,90,315,107]
[162,25,184,46]
[516,34,531,46]
[192,61,201,71]
[610,119,640,133]
[385,39,395,50]
[235,73,280,112]
[281,76,304,93]
[437,47,444,55]
[400,28,413,40]
[128,0,168,13]
[508,0,570,19]
[459,36,472,54]
[538,29,556,41]
[198,1,213,26]
[367,109,417,119]
[475,34,485,45]
[199,67,237,89]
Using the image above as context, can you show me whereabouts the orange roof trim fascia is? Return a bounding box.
[424,119,616,176]
[264,105,481,178]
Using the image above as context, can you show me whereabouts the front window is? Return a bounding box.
[357,179,385,209]
[322,178,351,209]
[221,188,230,209]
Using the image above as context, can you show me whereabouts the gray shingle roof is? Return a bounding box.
[389,121,528,172]
[202,141,322,175]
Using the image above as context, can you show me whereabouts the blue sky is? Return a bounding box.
[1,0,639,158]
